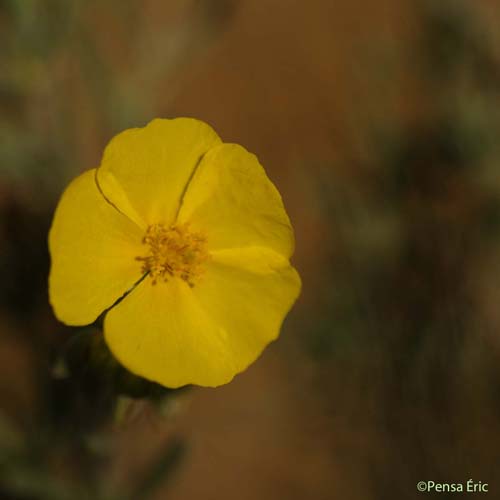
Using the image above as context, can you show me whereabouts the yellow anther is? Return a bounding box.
[136,223,209,287]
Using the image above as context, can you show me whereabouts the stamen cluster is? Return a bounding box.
[136,223,209,286]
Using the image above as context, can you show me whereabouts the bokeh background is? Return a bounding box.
[2,0,500,499]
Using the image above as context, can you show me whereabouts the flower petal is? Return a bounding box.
[177,143,295,258]
[103,279,239,388]
[103,246,301,388]
[96,118,221,227]
[49,169,145,326]
[193,246,301,370]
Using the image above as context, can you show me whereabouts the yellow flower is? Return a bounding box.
[49,118,301,388]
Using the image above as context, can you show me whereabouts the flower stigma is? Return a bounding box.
[136,223,210,287]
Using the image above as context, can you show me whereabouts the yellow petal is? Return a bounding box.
[177,143,295,258]
[103,279,239,388]
[96,118,221,227]
[103,246,301,388]
[194,246,301,371]
[49,169,145,326]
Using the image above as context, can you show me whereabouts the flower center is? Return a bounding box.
[136,223,209,287]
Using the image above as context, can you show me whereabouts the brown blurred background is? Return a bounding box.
[2,0,500,499]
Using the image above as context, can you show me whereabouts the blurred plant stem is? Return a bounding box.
[127,438,185,500]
